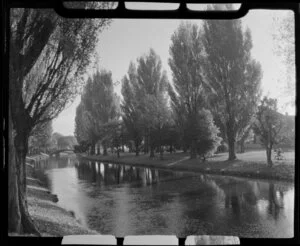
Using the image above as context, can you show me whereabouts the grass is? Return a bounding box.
[79,149,295,182]
[25,164,97,236]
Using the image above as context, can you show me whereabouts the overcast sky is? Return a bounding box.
[53,7,295,136]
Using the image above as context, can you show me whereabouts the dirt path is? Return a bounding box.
[166,156,190,166]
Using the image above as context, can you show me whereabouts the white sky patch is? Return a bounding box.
[53,9,295,136]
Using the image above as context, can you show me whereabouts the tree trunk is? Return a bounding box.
[266,148,273,167]
[227,135,237,161]
[117,148,120,158]
[103,143,108,156]
[90,143,95,155]
[129,144,133,153]
[190,139,197,159]
[8,113,21,233]
[8,108,40,235]
[150,145,155,158]
[169,144,173,154]
[160,146,164,160]
[144,134,149,154]
[266,125,273,167]
[135,140,139,156]
[240,141,245,153]
[97,144,100,155]
[15,134,28,196]
[159,128,163,160]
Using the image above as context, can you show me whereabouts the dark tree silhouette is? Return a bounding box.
[9,8,110,234]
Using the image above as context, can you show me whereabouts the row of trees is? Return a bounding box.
[75,6,262,163]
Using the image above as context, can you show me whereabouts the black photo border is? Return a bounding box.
[2,0,299,245]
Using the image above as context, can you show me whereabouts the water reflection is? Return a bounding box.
[268,183,285,220]
[40,157,294,238]
[75,160,186,187]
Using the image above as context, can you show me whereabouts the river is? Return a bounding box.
[36,155,294,238]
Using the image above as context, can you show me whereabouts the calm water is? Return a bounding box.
[37,156,294,238]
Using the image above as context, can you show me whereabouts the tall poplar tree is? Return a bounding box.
[169,22,218,159]
[121,63,143,156]
[135,49,170,158]
[202,4,262,160]
[81,70,120,155]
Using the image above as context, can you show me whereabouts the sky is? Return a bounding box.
[53,6,295,136]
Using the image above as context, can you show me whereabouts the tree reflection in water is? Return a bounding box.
[75,161,170,186]
[74,160,191,187]
[268,183,285,220]
[51,158,292,224]
[203,176,290,222]
[74,160,292,223]
[40,157,294,238]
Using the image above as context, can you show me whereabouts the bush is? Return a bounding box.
[195,110,222,160]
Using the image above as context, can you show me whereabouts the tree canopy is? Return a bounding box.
[253,97,284,167]
[75,69,121,155]
[202,8,262,160]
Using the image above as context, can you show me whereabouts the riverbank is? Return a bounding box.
[24,163,97,236]
[78,150,295,182]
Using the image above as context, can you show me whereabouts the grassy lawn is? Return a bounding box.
[79,149,295,182]
[210,150,294,164]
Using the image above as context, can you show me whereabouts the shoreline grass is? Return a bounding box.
[78,150,294,183]
[25,163,97,237]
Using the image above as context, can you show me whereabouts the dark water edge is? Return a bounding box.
[35,156,294,238]
[78,153,294,182]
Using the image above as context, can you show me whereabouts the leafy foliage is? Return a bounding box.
[202,8,262,160]
[121,63,144,155]
[135,49,171,158]
[76,70,121,154]
[11,8,111,129]
[253,97,284,166]
[28,121,53,154]
[169,22,221,158]
[272,12,295,107]
[253,97,284,147]
[195,110,222,159]
[74,102,96,145]
[57,136,77,149]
